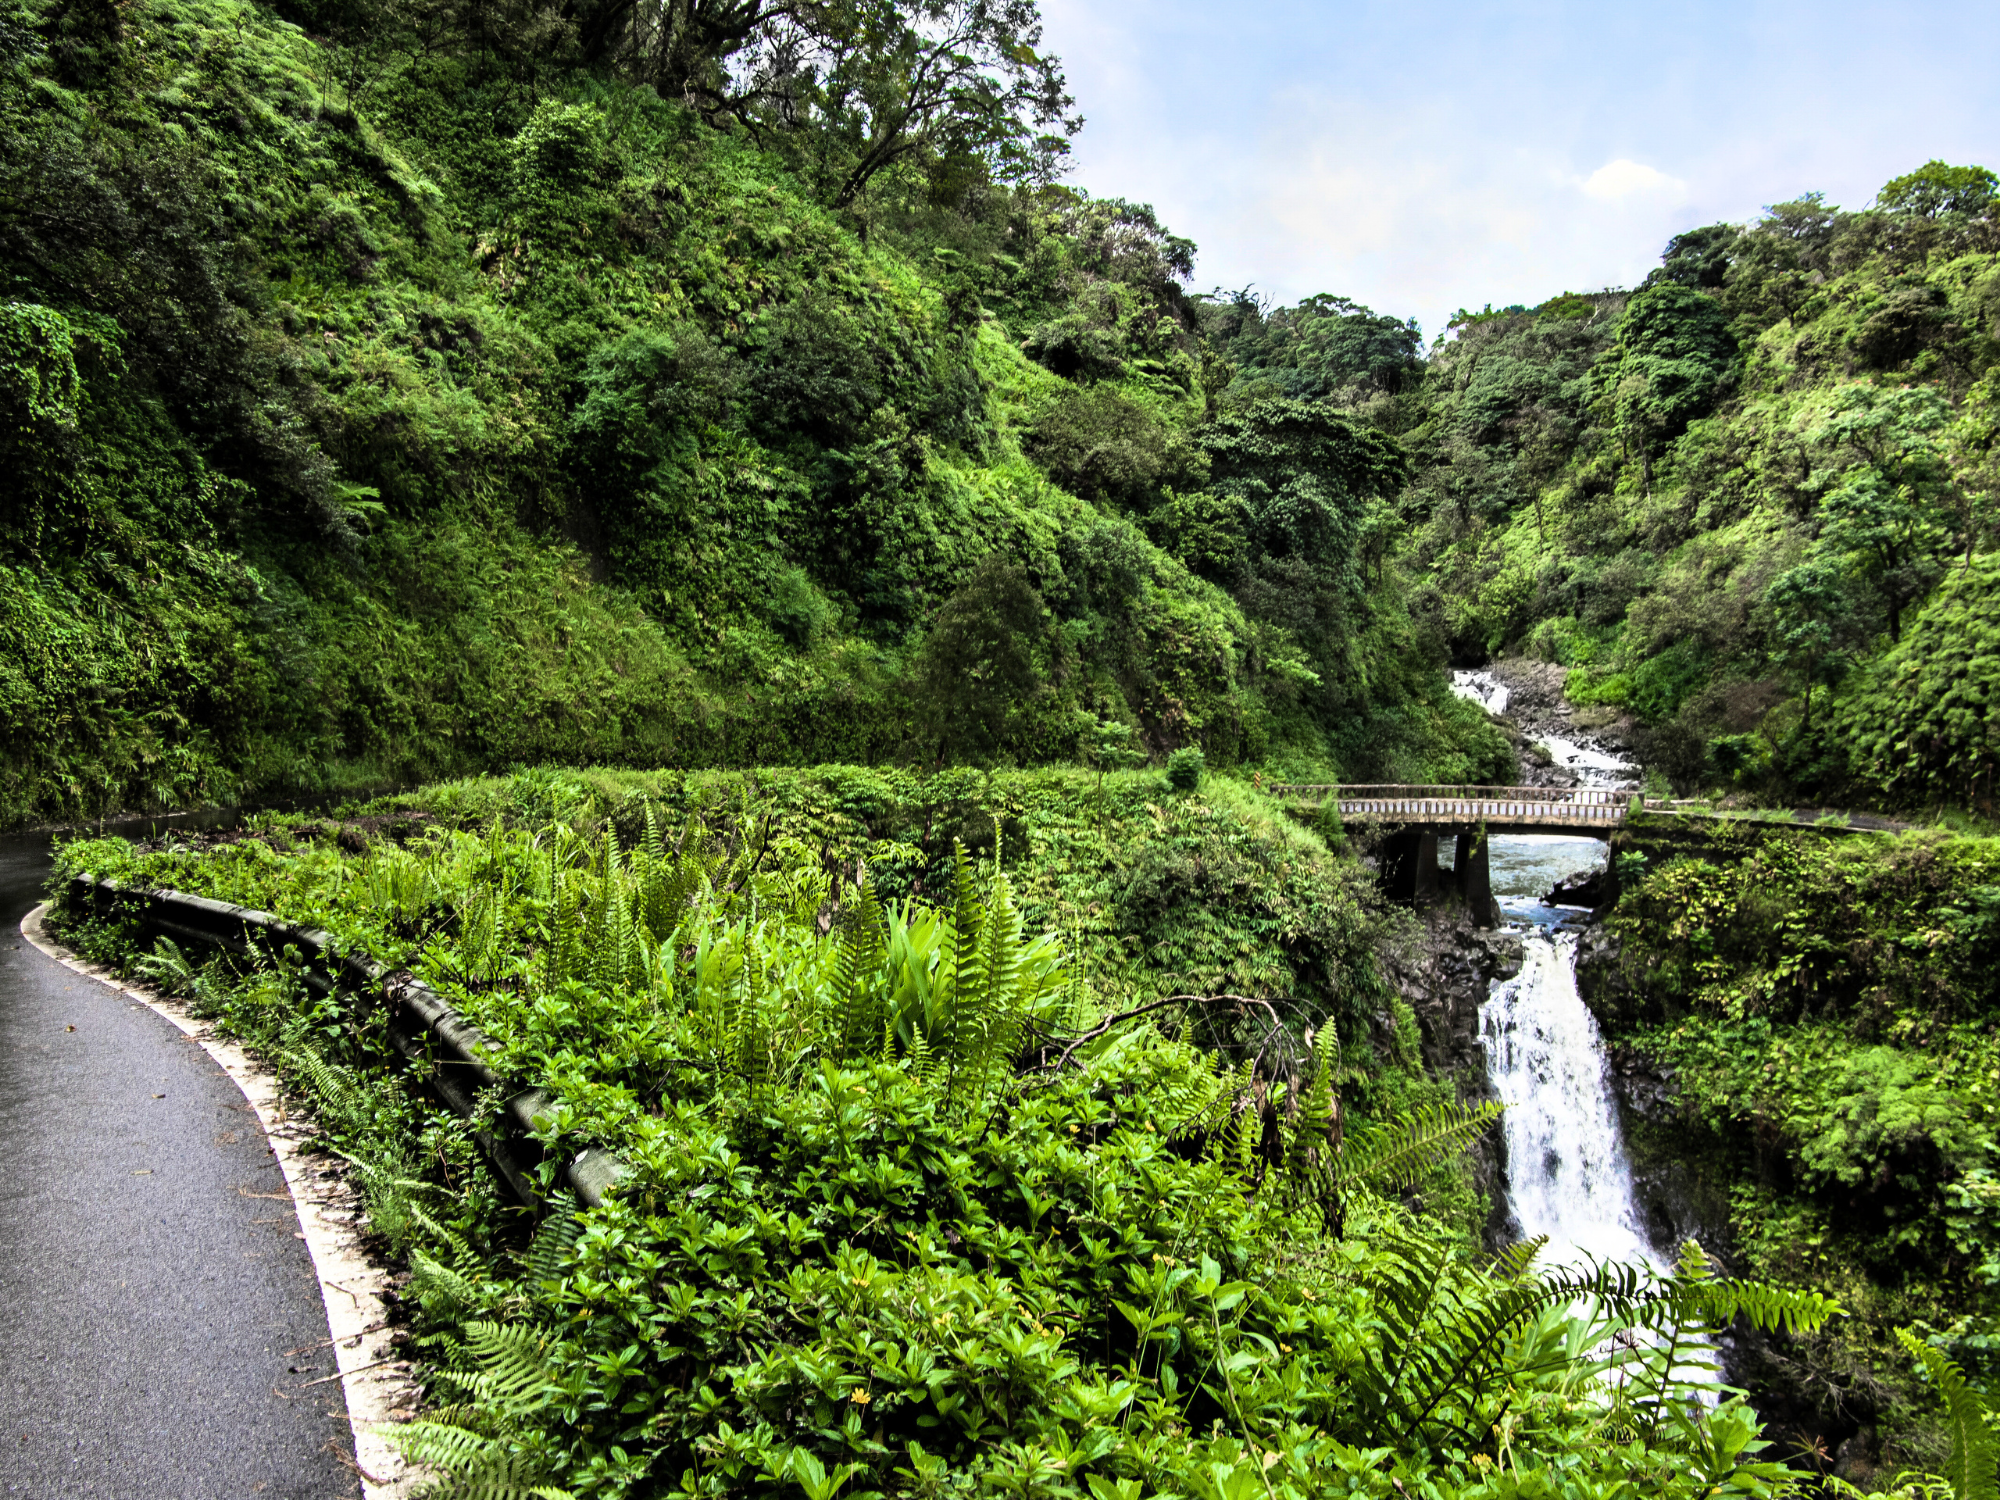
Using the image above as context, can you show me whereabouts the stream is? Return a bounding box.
[1480,834,1661,1271]
[1452,669,1640,791]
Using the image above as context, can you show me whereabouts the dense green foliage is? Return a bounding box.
[1595,824,2000,1475]
[0,0,1508,830]
[1323,169,2000,810]
[15,0,2000,1484]
[51,773,1843,1500]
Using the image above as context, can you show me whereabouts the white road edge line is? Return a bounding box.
[22,901,419,1499]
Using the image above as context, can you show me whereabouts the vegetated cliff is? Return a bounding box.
[0,0,1507,829]
[1377,895,1523,1244]
[1223,170,2000,816]
[1578,817,2000,1480]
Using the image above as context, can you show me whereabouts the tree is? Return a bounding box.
[1877,160,1999,219]
[560,0,1079,208]
[914,555,1048,763]
[1724,195,1844,330]
[564,0,803,113]
[1199,398,1409,596]
[1600,283,1737,465]
[1643,222,1740,290]
[1802,384,1959,640]
[756,0,1080,207]
[1202,291,1422,401]
[1023,384,1204,510]
[1767,556,1861,730]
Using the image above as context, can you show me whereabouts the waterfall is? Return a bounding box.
[1481,835,1659,1271]
[1448,668,1639,790]
[1480,931,1659,1269]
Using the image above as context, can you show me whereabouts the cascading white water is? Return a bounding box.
[1538,735,1639,791]
[1480,932,1659,1268]
[1449,668,1640,790]
[1450,669,1512,716]
[1481,836,1660,1271]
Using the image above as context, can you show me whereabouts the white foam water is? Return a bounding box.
[1451,669,1511,716]
[1480,838,1716,1399]
[1539,734,1639,791]
[1480,931,1660,1270]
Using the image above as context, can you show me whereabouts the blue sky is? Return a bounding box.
[1038,0,2000,343]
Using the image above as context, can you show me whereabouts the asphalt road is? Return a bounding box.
[0,831,357,1499]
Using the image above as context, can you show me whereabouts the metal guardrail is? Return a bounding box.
[65,874,624,1210]
[1269,784,1637,827]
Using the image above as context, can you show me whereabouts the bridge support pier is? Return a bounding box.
[1379,828,1499,927]
[1453,830,1498,928]
[1380,831,1441,905]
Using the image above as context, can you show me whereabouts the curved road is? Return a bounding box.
[0,832,356,1499]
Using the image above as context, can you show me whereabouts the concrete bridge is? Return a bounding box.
[1268,784,1641,923]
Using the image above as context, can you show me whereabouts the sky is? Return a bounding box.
[1036,0,2000,343]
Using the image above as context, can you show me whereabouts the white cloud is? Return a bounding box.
[1075,93,1694,341]
[1579,159,1688,203]
[1039,0,1996,345]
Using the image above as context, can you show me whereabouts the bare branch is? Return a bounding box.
[1042,992,1289,1074]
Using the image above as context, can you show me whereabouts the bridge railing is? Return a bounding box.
[1267,783,1636,825]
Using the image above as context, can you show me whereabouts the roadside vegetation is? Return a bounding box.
[51,768,1854,1500]
[11,0,2000,1488]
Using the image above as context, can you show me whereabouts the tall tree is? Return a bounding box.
[768,0,1081,206]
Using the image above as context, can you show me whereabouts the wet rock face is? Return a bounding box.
[1380,907,1523,1241]
[1573,921,1644,1029]
[1484,659,1571,722]
[1544,867,1606,908]
[1386,910,1520,1078]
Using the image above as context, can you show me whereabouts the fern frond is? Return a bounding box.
[392,1420,508,1473]
[1228,1097,1262,1183]
[946,841,984,1038]
[1491,1235,1550,1283]
[281,1042,358,1117]
[524,1195,582,1286]
[954,873,1026,1114]
[1337,1101,1502,1194]
[135,938,198,995]
[392,1419,575,1500]
[835,878,887,1062]
[408,1204,474,1262]
[1176,1054,1244,1144]
[457,1320,562,1414]
[1643,1245,1841,1340]
[410,1248,486,1313]
[1897,1328,1998,1500]
[1354,1241,1657,1448]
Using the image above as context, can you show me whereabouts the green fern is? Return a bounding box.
[944,842,984,1057]
[1352,1233,1658,1450]
[410,1247,488,1315]
[833,877,887,1062]
[523,1194,582,1287]
[1898,1328,1999,1500]
[134,937,198,994]
[394,1322,575,1500]
[281,1039,358,1119]
[1336,1100,1503,1195]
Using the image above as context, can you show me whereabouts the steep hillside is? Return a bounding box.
[1232,170,2000,813]
[0,0,1505,827]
